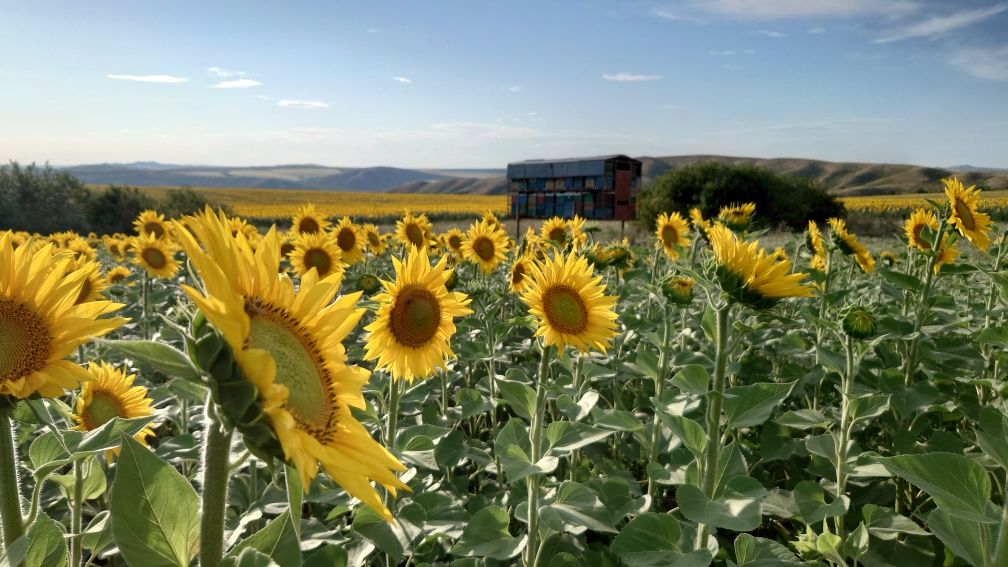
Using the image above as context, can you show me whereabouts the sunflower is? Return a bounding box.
[443,228,465,257]
[289,232,345,280]
[541,217,569,246]
[605,240,635,271]
[396,211,433,250]
[661,276,695,305]
[806,221,827,258]
[107,266,133,287]
[68,256,107,305]
[520,252,618,353]
[228,216,260,242]
[0,232,125,399]
[462,221,508,274]
[655,212,690,259]
[708,224,813,308]
[332,217,365,265]
[363,224,386,256]
[879,250,898,268]
[827,218,874,273]
[944,177,992,251]
[904,208,939,251]
[568,216,588,249]
[481,210,502,230]
[934,235,959,273]
[68,236,97,261]
[279,234,296,259]
[717,203,756,232]
[73,362,155,456]
[103,236,129,260]
[133,210,171,240]
[364,247,472,382]
[291,204,330,236]
[509,256,533,293]
[690,208,713,241]
[174,209,407,520]
[131,232,179,279]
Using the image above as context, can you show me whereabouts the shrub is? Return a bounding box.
[86,185,157,235]
[159,186,232,219]
[0,161,92,233]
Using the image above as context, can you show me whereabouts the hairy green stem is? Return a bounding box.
[524,343,551,567]
[989,498,1008,567]
[569,354,585,482]
[0,404,24,551]
[834,335,856,546]
[695,304,731,551]
[903,220,947,385]
[198,407,234,567]
[647,305,672,506]
[70,459,84,567]
[385,377,402,512]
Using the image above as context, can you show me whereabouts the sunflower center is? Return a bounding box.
[548,227,566,242]
[298,218,321,234]
[143,222,165,239]
[245,300,335,436]
[473,237,496,261]
[141,247,167,269]
[511,263,526,286]
[542,285,589,334]
[405,224,425,247]
[109,272,127,284]
[954,199,976,230]
[389,286,442,348]
[448,235,462,250]
[0,299,52,385]
[337,228,356,251]
[368,233,381,247]
[303,248,333,276]
[80,391,127,430]
[912,224,931,249]
[661,225,678,246]
[280,242,295,257]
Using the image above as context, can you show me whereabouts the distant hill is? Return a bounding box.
[393,155,1008,196]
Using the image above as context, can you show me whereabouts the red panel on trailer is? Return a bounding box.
[614,168,632,220]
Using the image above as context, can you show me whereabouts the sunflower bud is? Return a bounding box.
[661,276,695,305]
[357,273,381,294]
[842,307,877,340]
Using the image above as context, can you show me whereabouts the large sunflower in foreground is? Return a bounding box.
[131,232,180,279]
[396,211,433,250]
[0,232,126,399]
[520,252,618,353]
[827,218,874,273]
[904,208,938,251]
[708,224,813,308]
[73,362,155,456]
[944,177,992,251]
[133,210,172,240]
[463,220,509,274]
[289,232,345,280]
[174,209,407,520]
[291,204,330,236]
[364,247,472,382]
[655,212,690,260]
[333,217,365,265]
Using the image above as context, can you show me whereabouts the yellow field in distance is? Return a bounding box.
[841,190,1008,216]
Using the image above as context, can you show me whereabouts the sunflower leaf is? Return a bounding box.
[99,339,202,382]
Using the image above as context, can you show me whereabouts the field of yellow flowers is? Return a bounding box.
[2,178,1008,567]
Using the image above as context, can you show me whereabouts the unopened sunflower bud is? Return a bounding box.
[357,273,381,294]
[662,276,695,305]
[843,307,877,340]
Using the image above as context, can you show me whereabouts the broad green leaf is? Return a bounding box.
[843,522,870,562]
[51,455,107,501]
[815,531,845,565]
[546,421,613,455]
[494,418,558,483]
[219,548,279,567]
[110,436,200,567]
[975,408,1008,471]
[774,409,829,430]
[861,504,928,540]
[458,388,493,420]
[733,533,802,566]
[721,381,796,429]
[228,511,301,567]
[610,512,712,567]
[793,481,847,525]
[351,506,409,560]
[677,476,766,532]
[878,268,923,292]
[497,379,536,421]
[927,508,989,567]
[100,339,201,382]
[660,414,707,458]
[634,345,660,381]
[671,364,710,395]
[284,465,302,539]
[0,513,67,567]
[876,453,993,522]
[816,346,846,376]
[540,481,617,534]
[849,394,890,423]
[81,511,113,553]
[448,506,526,560]
[400,435,438,470]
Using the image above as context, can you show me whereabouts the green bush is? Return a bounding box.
[86,185,157,235]
[638,162,844,231]
[0,161,92,233]
[159,186,232,219]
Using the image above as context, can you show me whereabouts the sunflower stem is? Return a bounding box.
[141,272,150,341]
[647,304,672,508]
[903,219,947,386]
[524,342,550,567]
[384,377,402,512]
[198,405,233,567]
[0,403,24,552]
[833,335,856,544]
[568,353,585,482]
[70,459,84,567]
[695,303,731,552]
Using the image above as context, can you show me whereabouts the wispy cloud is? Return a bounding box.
[207,67,246,77]
[875,3,1007,43]
[393,76,412,83]
[653,8,705,22]
[213,79,263,89]
[756,30,786,37]
[507,85,523,92]
[709,50,737,56]
[107,74,188,83]
[949,45,1008,80]
[679,0,917,19]
[277,100,329,109]
[253,94,272,100]
[366,27,380,33]
[602,73,662,82]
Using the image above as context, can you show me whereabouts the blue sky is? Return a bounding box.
[1,0,1006,168]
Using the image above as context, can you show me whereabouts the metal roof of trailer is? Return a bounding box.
[506,155,638,179]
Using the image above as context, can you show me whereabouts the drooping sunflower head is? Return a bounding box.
[655,212,691,260]
[509,255,533,294]
[717,203,757,232]
[331,217,364,265]
[661,276,695,306]
[131,232,180,279]
[67,256,107,305]
[689,208,712,242]
[708,223,814,309]
[133,210,172,240]
[944,177,992,251]
[291,204,330,236]
[396,211,433,250]
[583,243,612,271]
[842,307,877,340]
[356,273,382,295]
[0,231,126,399]
[806,221,827,257]
[520,252,618,353]
[73,362,156,456]
[604,240,635,271]
[289,232,345,281]
[364,247,473,382]
[828,218,874,273]
[541,217,569,246]
[363,224,386,256]
[175,208,407,520]
[904,208,939,251]
[463,220,508,274]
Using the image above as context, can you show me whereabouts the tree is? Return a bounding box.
[0,161,92,233]
[86,185,157,235]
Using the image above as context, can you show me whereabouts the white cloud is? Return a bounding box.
[743,48,757,53]
[686,0,918,19]
[207,67,246,77]
[723,64,743,71]
[653,8,705,22]
[393,76,412,83]
[602,73,662,81]
[709,50,737,55]
[875,3,1007,43]
[949,45,1008,80]
[213,79,263,89]
[508,85,523,92]
[107,74,187,83]
[808,27,827,34]
[756,30,786,37]
[277,100,329,109]
[253,94,272,100]
[366,27,380,33]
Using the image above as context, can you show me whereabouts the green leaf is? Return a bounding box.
[876,453,993,522]
[0,513,67,567]
[927,508,990,567]
[351,506,409,560]
[671,365,710,395]
[100,339,201,381]
[110,436,200,567]
[448,506,526,560]
[878,268,923,292]
[815,531,845,565]
[219,548,280,567]
[51,455,106,501]
[540,481,618,534]
[494,418,558,483]
[497,379,536,421]
[458,388,493,420]
[975,408,1008,471]
[849,395,890,423]
[861,504,928,540]
[793,480,847,525]
[81,511,113,553]
[733,533,802,566]
[284,465,302,540]
[843,522,870,562]
[676,476,766,532]
[228,511,301,567]
[610,513,712,567]
[659,414,707,458]
[721,381,796,429]
[775,409,830,430]
[546,421,613,455]
[816,346,846,376]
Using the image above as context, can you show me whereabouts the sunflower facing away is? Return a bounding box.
[708,223,814,308]
[509,255,533,294]
[520,251,618,353]
[174,209,407,520]
[944,177,992,251]
[689,208,713,241]
[332,217,365,265]
[717,203,756,232]
[806,221,829,272]
[131,232,180,279]
[396,211,433,250]
[904,208,939,251]
[827,218,875,274]
[73,362,156,455]
[291,204,331,236]
[655,212,691,260]
[0,232,126,399]
[133,210,171,240]
[463,220,509,274]
[364,247,472,382]
[567,216,588,249]
[289,232,345,281]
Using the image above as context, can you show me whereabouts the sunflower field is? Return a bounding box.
[2,178,1008,567]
